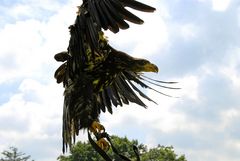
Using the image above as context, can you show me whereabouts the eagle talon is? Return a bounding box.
[97,138,110,151]
[89,121,109,151]
[89,121,105,134]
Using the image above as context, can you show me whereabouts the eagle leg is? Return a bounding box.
[89,121,110,151]
[96,138,110,151]
[89,121,105,134]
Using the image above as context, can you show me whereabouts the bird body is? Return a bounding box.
[54,0,175,153]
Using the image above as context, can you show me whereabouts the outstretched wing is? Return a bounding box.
[84,0,155,33]
[67,0,156,82]
[98,71,180,114]
[73,0,155,51]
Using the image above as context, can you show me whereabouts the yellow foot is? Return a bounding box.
[89,121,110,151]
[97,138,110,151]
[89,121,105,134]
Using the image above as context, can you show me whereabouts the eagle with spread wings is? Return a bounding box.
[54,0,177,153]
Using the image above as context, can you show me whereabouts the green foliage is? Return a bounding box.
[58,136,186,161]
[141,145,186,161]
[0,147,34,161]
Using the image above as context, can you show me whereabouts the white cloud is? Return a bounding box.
[220,47,240,89]
[0,0,79,160]
[0,79,63,160]
[0,0,78,84]
[180,23,199,41]
[212,0,231,11]
[107,6,169,58]
[178,75,199,101]
[219,108,239,131]
[1,0,240,161]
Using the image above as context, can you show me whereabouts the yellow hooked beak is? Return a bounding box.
[143,63,159,73]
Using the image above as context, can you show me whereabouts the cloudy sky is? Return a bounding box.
[0,0,240,160]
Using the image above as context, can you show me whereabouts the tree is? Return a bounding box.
[141,145,186,161]
[0,147,34,161]
[58,135,186,161]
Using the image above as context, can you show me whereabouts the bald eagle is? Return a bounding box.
[54,0,177,153]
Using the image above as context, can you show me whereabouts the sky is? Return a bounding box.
[0,0,240,161]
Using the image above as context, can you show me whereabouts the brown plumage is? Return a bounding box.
[54,0,178,153]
